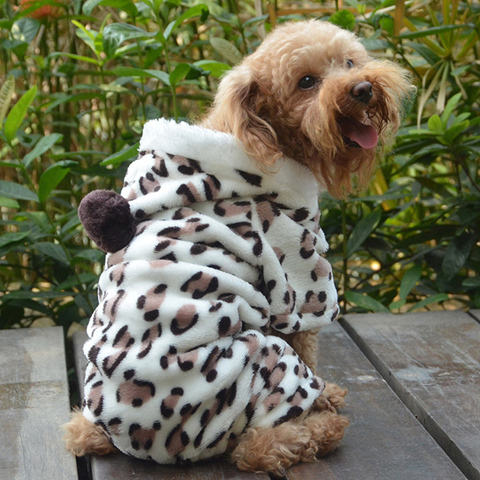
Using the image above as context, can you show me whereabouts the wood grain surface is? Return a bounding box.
[0,327,78,480]
[341,311,479,480]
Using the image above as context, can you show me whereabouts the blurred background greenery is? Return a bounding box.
[0,0,479,334]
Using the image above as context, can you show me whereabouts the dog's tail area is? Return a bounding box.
[63,408,116,457]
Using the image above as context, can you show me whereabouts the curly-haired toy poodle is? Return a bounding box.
[64,20,411,476]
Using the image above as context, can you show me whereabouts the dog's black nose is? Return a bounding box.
[351,82,373,104]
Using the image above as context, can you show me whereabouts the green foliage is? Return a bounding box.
[0,0,479,330]
[0,0,234,329]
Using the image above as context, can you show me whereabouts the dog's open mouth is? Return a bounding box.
[338,117,378,149]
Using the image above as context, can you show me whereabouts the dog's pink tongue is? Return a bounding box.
[340,117,378,149]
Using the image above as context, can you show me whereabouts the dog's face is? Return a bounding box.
[205,20,412,197]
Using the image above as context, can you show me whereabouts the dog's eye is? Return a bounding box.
[298,76,317,90]
[346,59,354,69]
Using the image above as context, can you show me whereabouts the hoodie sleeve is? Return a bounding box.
[251,196,340,334]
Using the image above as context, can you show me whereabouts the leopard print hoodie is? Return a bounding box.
[82,118,339,464]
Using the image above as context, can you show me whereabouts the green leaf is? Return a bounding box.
[444,120,469,144]
[451,65,471,77]
[329,10,356,31]
[345,291,390,313]
[379,16,394,36]
[72,20,99,56]
[442,233,477,280]
[0,196,20,208]
[184,65,204,81]
[34,241,70,265]
[0,18,14,30]
[0,231,30,249]
[408,293,449,311]
[398,24,475,39]
[169,63,190,86]
[102,23,156,59]
[210,37,243,65]
[193,60,231,78]
[82,0,104,14]
[0,161,20,168]
[441,92,462,127]
[38,161,77,204]
[427,114,443,134]
[49,52,100,65]
[11,17,40,44]
[0,180,38,202]
[415,177,451,197]
[23,133,63,168]
[462,278,480,288]
[113,67,171,86]
[83,0,138,16]
[4,85,37,143]
[74,249,105,263]
[45,92,101,113]
[101,142,139,166]
[389,299,406,311]
[452,112,471,125]
[346,210,381,256]
[0,74,15,126]
[399,264,422,301]
[164,5,209,41]
[405,41,441,66]
[56,272,97,290]
[409,143,448,163]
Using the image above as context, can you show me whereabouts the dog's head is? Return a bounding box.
[204,20,413,197]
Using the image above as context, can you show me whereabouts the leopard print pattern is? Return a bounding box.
[82,120,339,465]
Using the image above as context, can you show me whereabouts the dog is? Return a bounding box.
[64,19,411,475]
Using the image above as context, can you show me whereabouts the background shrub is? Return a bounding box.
[0,0,479,332]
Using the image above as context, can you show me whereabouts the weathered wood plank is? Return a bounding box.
[0,327,78,480]
[341,311,480,480]
[73,331,268,480]
[470,310,480,324]
[286,321,465,480]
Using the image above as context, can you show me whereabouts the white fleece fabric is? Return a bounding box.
[82,118,339,464]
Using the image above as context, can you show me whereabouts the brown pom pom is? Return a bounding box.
[78,190,136,252]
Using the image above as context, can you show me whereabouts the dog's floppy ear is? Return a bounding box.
[205,64,283,167]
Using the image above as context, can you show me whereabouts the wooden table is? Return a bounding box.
[3,310,479,479]
[0,327,78,480]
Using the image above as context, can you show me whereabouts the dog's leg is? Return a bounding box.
[277,330,348,413]
[63,409,116,457]
[291,330,319,373]
[313,382,348,413]
[231,411,348,476]
[276,330,319,373]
